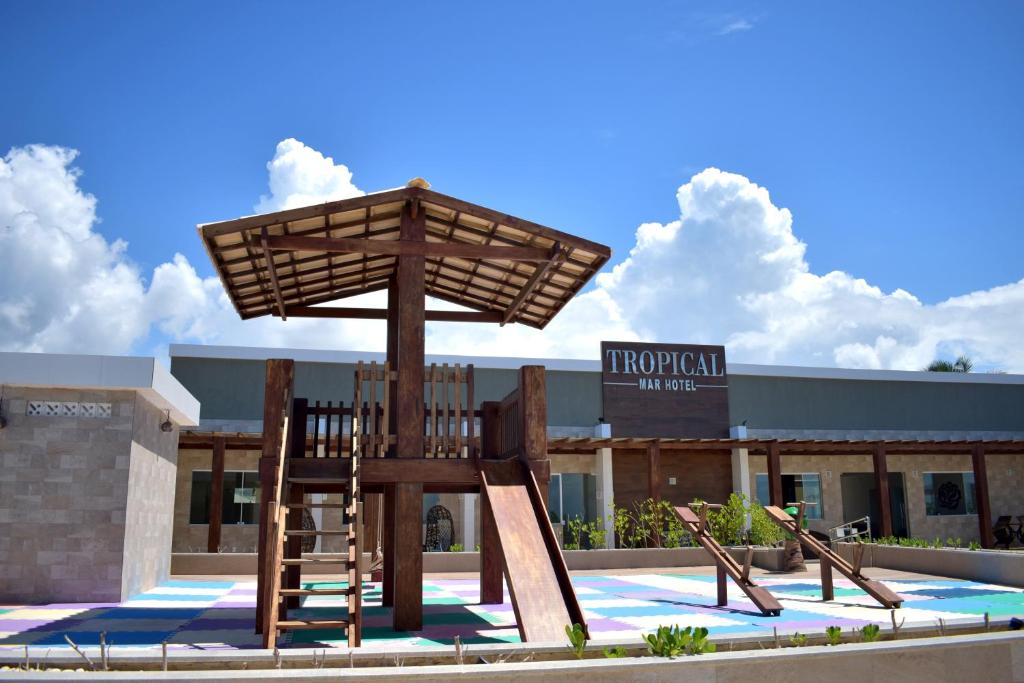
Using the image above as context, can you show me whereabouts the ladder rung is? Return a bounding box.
[279,587,353,597]
[276,619,350,631]
[281,557,350,566]
[283,529,348,536]
[289,477,348,485]
[286,502,347,509]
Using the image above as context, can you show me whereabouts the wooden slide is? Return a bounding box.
[764,504,903,609]
[673,504,783,616]
[479,459,587,642]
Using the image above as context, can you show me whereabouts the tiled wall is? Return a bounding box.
[0,386,178,602]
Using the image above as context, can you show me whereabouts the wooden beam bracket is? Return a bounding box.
[260,227,288,320]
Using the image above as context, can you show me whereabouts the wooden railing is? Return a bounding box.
[288,361,479,459]
[425,363,476,459]
[480,365,545,463]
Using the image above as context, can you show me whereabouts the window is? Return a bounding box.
[923,472,976,516]
[755,473,823,519]
[189,470,260,525]
[548,473,597,524]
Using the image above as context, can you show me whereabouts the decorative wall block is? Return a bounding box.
[25,401,113,419]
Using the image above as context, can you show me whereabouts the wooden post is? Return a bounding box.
[255,358,294,635]
[393,482,423,631]
[872,443,893,538]
[647,442,661,502]
[480,401,500,458]
[518,365,549,507]
[648,441,662,547]
[207,436,225,553]
[716,565,727,606]
[480,484,504,603]
[386,278,399,458]
[382,484,396,607]
[820,555,834,601]
[972,444,994,549]
[392,199,426,632]
[766,441,783,508]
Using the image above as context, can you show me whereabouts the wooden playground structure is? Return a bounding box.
[197,181,608,646]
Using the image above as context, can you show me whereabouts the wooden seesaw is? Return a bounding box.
[763,502,903,609]
[672,503,783,616]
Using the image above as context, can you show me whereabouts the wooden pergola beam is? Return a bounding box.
[265,234,552,262]
[502,243,563,325]
[260,228,288,320]
[284,305,502,323]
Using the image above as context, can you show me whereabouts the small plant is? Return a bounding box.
[789,632,808,647]
[825,625,843,646]
[447,543,464,552]
[969,540,981,551]
[587,518,608,549]
[644,625,690,658]
[860,624,881,642]
[688,626,716,655]
[602,646,628,658]
[565,623,587,659]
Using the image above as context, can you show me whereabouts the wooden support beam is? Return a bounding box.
[382,485,395,607]
[392,482,423,631]
[480,484,503,604]
[265,234,552,262]
[501,243,562,325]
[647,441,661,503]
[207,436,226,553]
[972,444,994,549]
[766,441,783,508]
[255,359,294,635]
[872,443,893,538]
[284,305,503,323]
[260,228,288,320]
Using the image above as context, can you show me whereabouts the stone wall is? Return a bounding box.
[0,386,177,602]
[747,451,1024,541]
[121,394,180,597]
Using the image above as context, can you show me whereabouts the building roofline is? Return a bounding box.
[0,352,201,425]
[168,343,1024,386]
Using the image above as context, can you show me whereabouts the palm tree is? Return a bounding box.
[925,355,973,373]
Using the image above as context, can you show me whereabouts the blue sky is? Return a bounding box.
[1,2,1023,369]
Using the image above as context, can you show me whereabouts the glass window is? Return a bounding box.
[548,474,563,523]
[923,472,976,516]
[189,470,260,525]
[754,473,822,519]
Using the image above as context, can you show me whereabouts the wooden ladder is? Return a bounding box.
[262,449,364,647]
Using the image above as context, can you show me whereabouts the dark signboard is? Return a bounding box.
[600,341,730,438]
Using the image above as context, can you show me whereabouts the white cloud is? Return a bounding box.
[254,138,364,213]
[0,145,147,353]
[2,141,1022,373]
[717,18,754,35]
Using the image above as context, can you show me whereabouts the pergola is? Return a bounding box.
[548,436,1024,548]
[197,180,611,635]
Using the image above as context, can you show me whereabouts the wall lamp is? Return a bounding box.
[160,409,174,433]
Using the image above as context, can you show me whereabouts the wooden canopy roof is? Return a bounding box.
[198,184,611,328]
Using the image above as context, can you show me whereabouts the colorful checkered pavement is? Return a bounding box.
[1,574,1021,651]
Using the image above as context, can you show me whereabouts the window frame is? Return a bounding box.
[754,472,824,519]
[922,471,977,517]
[189,469,261,526]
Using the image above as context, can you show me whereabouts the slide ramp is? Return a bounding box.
[764,505,903,609]
[674,505,783,616]
[479,459,587,642]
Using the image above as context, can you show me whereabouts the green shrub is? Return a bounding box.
[602,646,628,658]
[565,623,587,659]
[825,625,843,646]
[860,624,881,642]
[644,625,716,657]
[789,632,808,647]
[749,502,784,546]
[447,543,464,552]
